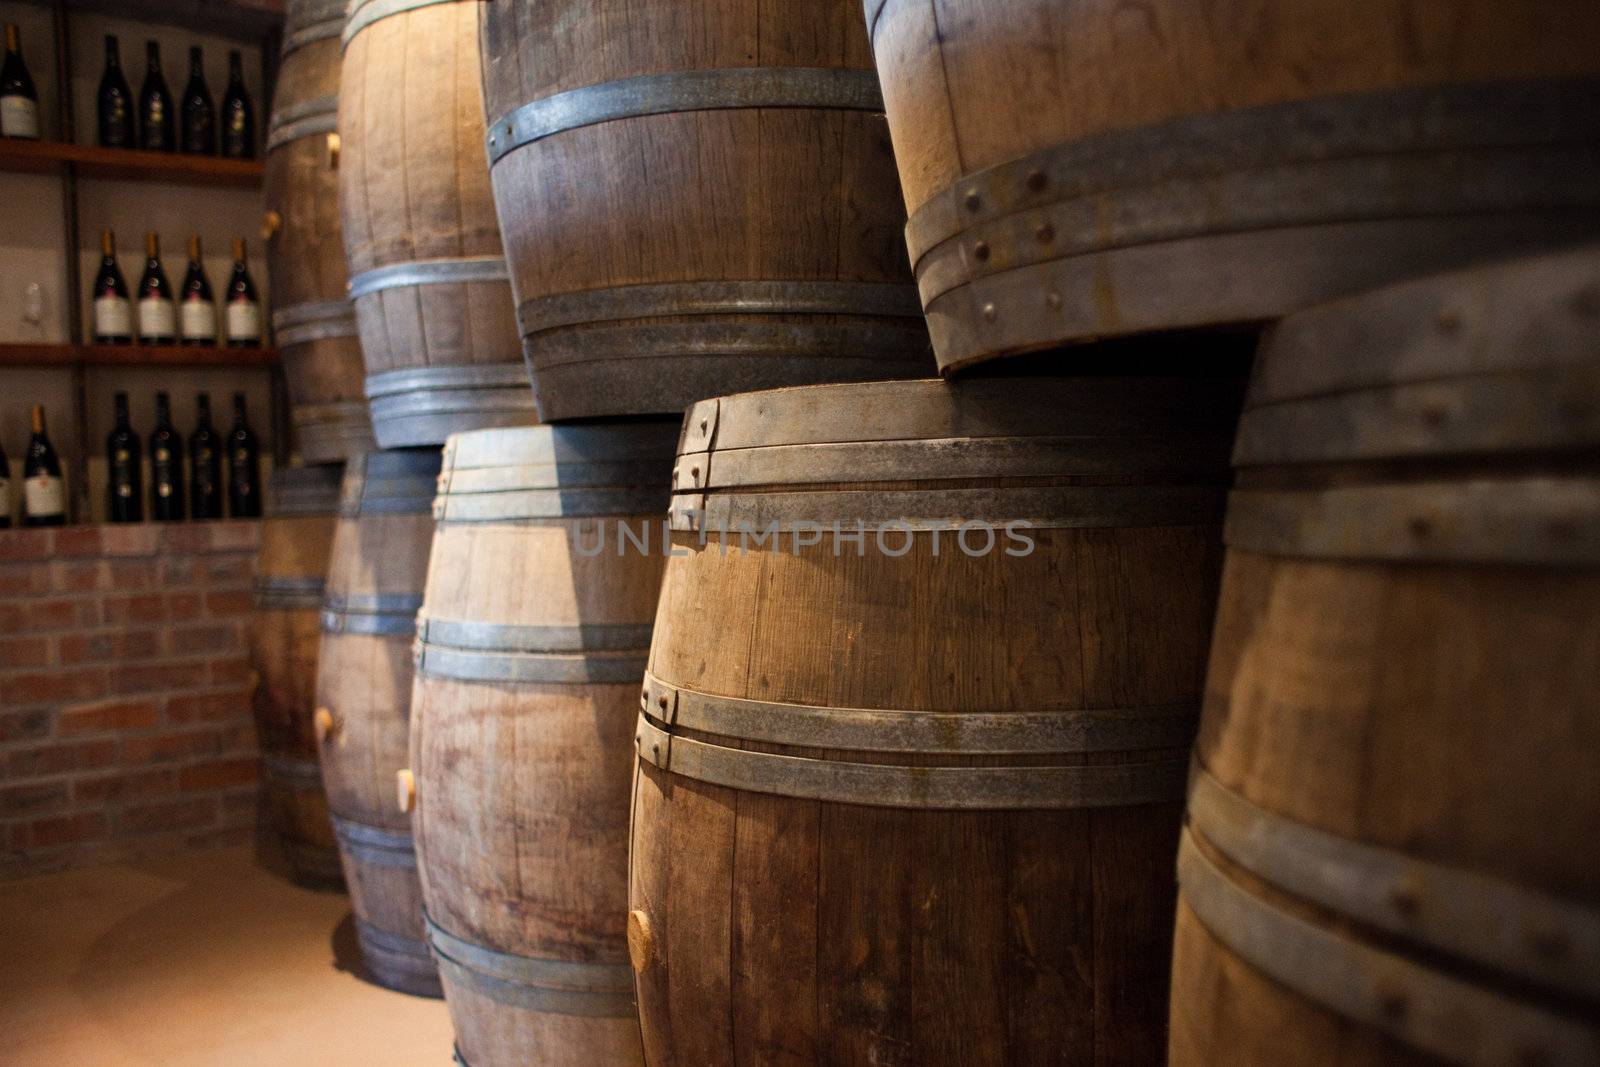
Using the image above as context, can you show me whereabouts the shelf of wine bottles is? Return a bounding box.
[93,228,265,350]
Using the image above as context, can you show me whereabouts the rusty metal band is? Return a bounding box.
[282,15,343,57]
[526,320,930,370]
[330,814,418,867]
[905,79,1600,272]
[517,280,921,338]
[261,753,324,786]
[635,713,1187,810]
[253,576,326,609]
[265,94,338,151]
[321,593,421,636]
[424,914,636,1017]
[1234,362,1600,468]
[1188,767,1600,1004]
[641,673,1196,756]
[669,484,1225,533]
[487,67,884,165]
[414,617,652,683]
[1178,831,1600,1066]
[347,256,510,300]
[342,0,462,47]
[1224,478,1600,566]
[274,300,358,345]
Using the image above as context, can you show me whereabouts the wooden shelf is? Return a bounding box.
[0,139,264,187]
[8,0,282,40]
[0,342,277,368]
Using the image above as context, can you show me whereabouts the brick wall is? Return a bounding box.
[0,521,263,879]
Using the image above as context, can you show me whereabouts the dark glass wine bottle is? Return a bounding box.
[227,393,260,518]
[150,392,185,521]
[97,35,134,148]
[137,231,175,344]
[223,238,260,347]
[138,40,174,152]
[92,229,133,344]
[180,46,214,155]
[0,437,11,528]
[0,23,39,140]
[219,50,254,160]
[179,235,216,347]
[106,392,143,523]
[23,405,65,527]
[189,393,223,519]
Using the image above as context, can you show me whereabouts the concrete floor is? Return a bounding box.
[0,845,454,1066]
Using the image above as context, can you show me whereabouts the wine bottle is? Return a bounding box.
[137,232,175,344]
[106,391,143,523]
[92,229,133,344]
[97,35,134,148]
[23,405,66,527]
[219,50,254,160]
[180,45,214,155]
[179,235,216,346]
[0,438,11,528]
[227,393,260,518]
[223,238,260,347]
[189,393,223,519]
[138,40,174,152]
[0,23,39,140]
[150,392,185,521]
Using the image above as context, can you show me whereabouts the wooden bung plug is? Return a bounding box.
[313,707,337,745]
[627,910,656,974]
[259,211,282,241]
[396,769,416,814]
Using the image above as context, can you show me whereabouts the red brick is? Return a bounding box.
[159,557,199,585]
[0,635,52,669]
[118,796,217,834]
[162,525,212,552]
[71,768,178,804]
[0,564,50,596]
[177,757,259,791]
[59,630,160,664]
[101,594,166,624]
[163,623,242,657]
[50,559,109,592]
[215,723,260,755]
[110,661,207,696]
[101,525,160,557]
[57,698,161,734]
[3,738,118,778]
[24,812,109,848]
[208,657,254,686]
[165,690,249,724]
[0,667,109,706]
[107,560,159,590]
[52,526,103,557]
[0,709,53,743]
[0,529,52,561]
[0,781,70,818]
[0,598,80,632]
[201,556,253,585]
[203,591,254,617]
[121,728,227,766]
[217,787,260,819]
[166,592,203,617]
[208,522,260,552]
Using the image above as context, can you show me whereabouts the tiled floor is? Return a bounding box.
[0,845,453,1066]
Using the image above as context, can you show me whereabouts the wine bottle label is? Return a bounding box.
[1,95,40,139]
[225,301,260,342]
[0,476,10,515]
[25,474,65,517]
[180,300,216,340]
[139,297,176,338]
[94,296,133,338]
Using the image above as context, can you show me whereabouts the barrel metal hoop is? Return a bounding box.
[415,643,648,685]
[330,814,418,867]
[518,280,923,337]
[435,488,669,523]
[274,299,359,345]
[1188,767,1600,1003]
[260,753,323,785]
[364,363,531,397]
[905,78,1600,269]
[342,0,462,47]
[265,94,339,151]
[417,616,653,655]
[635,713,1187,809]
[353,918,433,960]
[423,913,636,1017]
[348,256,510,300]
[1177,831,1600,1066]
[281,15,343,57]
[640,672,1197,756]
[523,318,934,368]
[321,593,421,636]
[338,492,436,517]
[438,459,672,497]
[253,575,326,609]
[670,484,1225,533]
[1224,478,1600,565]
[487,67,884,165]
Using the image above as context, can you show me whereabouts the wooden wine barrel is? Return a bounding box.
[250,463,344,888]
[265,0,373,462]
[316,448,443,997]
[864,0,1600,373]
[410,422,678,1067]
[339,0,534,447]
[631,375,1241,1064]
[479,0,934,422]
[1169,247,1600,1066]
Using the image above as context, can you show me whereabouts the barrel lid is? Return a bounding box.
[1236,245,1600,468]
[341,448,443,516]
[670,377,1237,531]
[270,463,345,516]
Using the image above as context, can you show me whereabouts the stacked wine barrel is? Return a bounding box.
[337,0,534,448]
[314,450,441,997]
[248,464,344,887]
[264,0,372,461]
